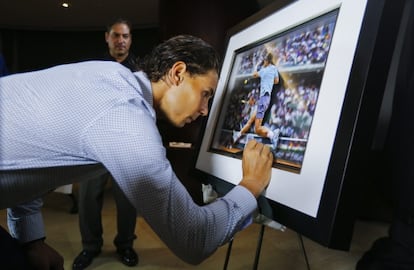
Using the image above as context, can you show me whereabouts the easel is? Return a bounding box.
[221,196,311,270]
[202,183,311,270]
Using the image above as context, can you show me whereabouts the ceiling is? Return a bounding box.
[0,0,160,31]
[0,0,277,31]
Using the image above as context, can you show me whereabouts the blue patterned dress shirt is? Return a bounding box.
[0,61,256,263]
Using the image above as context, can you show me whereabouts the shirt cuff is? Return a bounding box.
[7,211,46,243]
[225,185,257,228]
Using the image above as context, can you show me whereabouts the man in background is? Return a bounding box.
[102,18,138,70]
[72,18,138,270]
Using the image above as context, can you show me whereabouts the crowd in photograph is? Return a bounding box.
[237,22,334,75]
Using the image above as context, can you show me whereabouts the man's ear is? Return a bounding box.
[169,61,186,86]
[105,32,109,43]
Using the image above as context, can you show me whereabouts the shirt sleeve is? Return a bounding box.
[7,198,46,243]
[82,104,258,264]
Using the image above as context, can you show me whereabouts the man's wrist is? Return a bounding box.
[238,180,261,198]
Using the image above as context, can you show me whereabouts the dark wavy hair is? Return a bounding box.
[138,35,221,81]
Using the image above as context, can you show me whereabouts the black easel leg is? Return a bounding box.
[298,233,311,270]
[223,239,233,270]
[253,224,265,270]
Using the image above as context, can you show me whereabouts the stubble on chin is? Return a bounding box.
[156,108,183,128]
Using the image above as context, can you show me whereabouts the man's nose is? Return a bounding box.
[200,101,209,116]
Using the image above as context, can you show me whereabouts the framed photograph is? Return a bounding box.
[196,0,404,249]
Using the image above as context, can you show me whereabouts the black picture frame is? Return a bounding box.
[195,0,405,250]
